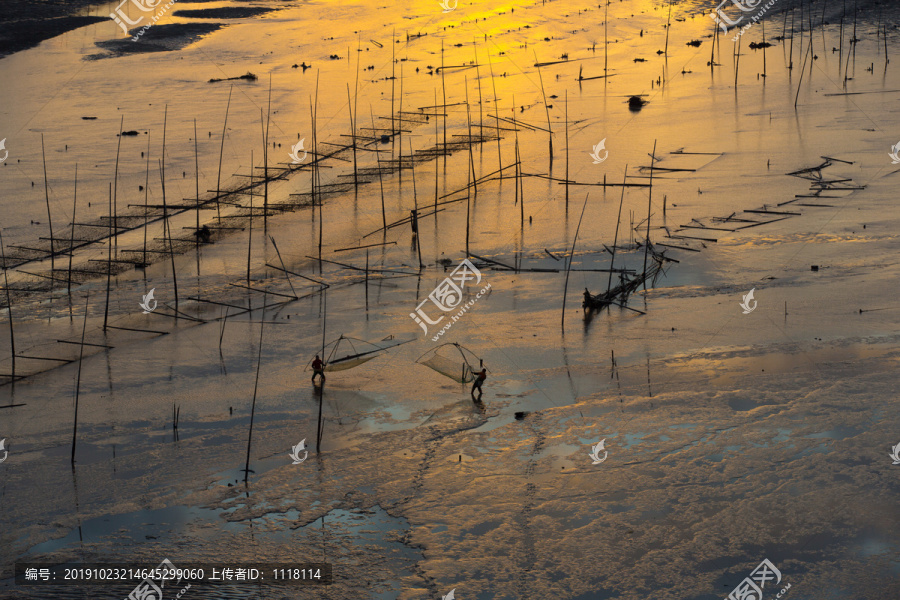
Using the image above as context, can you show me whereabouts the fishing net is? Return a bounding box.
[416,343,481,383]
[308,335,409,372]
[324,354,378,372]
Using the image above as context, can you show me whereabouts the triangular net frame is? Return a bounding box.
[309,335,404,372]
[415,342,483,384]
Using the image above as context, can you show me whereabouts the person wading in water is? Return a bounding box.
[311,354,325,385]
[471,368,487,403]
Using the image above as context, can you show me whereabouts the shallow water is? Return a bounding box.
[3,0,900,598]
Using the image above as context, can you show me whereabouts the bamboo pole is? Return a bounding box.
[113,116,123,258]
[465,76,477,200]
[41,134,55,274]
[215,87,233,226]
[243,288,267,483]
[607,165,628,293]
[71,292,89,465]
[642,141,656,289]
[268,235,298,299]
[103,183,112,331]
[317,290,326,452]
[265,76,272,233]
[391,28,396,156]
[441,39,447,166]
[68,165,77,298]
[474,40,483,141]
[370,106,387,229]
[665,0,672,59]
[247,150,254,285]
[562,194,589,328]
[487,50,502,171]
[604,0,609,77]
[398,62,404,185]
[160,106,179,319]
[314,72,322,266]
[0,230,15,381]
[565,91,569,212]
[434,88,440,214]
[194,119,200,240]
[142,132,151,267]
[410,139,424,268]
[354,35,361,189]
[347,83,358,188]
[534,54,553,159]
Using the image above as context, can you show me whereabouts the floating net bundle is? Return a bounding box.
[415,343,483,384]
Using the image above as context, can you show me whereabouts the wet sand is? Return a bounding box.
[2,0,900,598]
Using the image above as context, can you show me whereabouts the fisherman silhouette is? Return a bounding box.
[311,354,326,385]
[471,368,486,403]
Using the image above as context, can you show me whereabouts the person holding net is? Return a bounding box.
[311,354,326,385]
[471,367,487,403]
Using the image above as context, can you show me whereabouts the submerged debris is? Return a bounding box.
[208,72,257,83]
[628,95,648,110]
